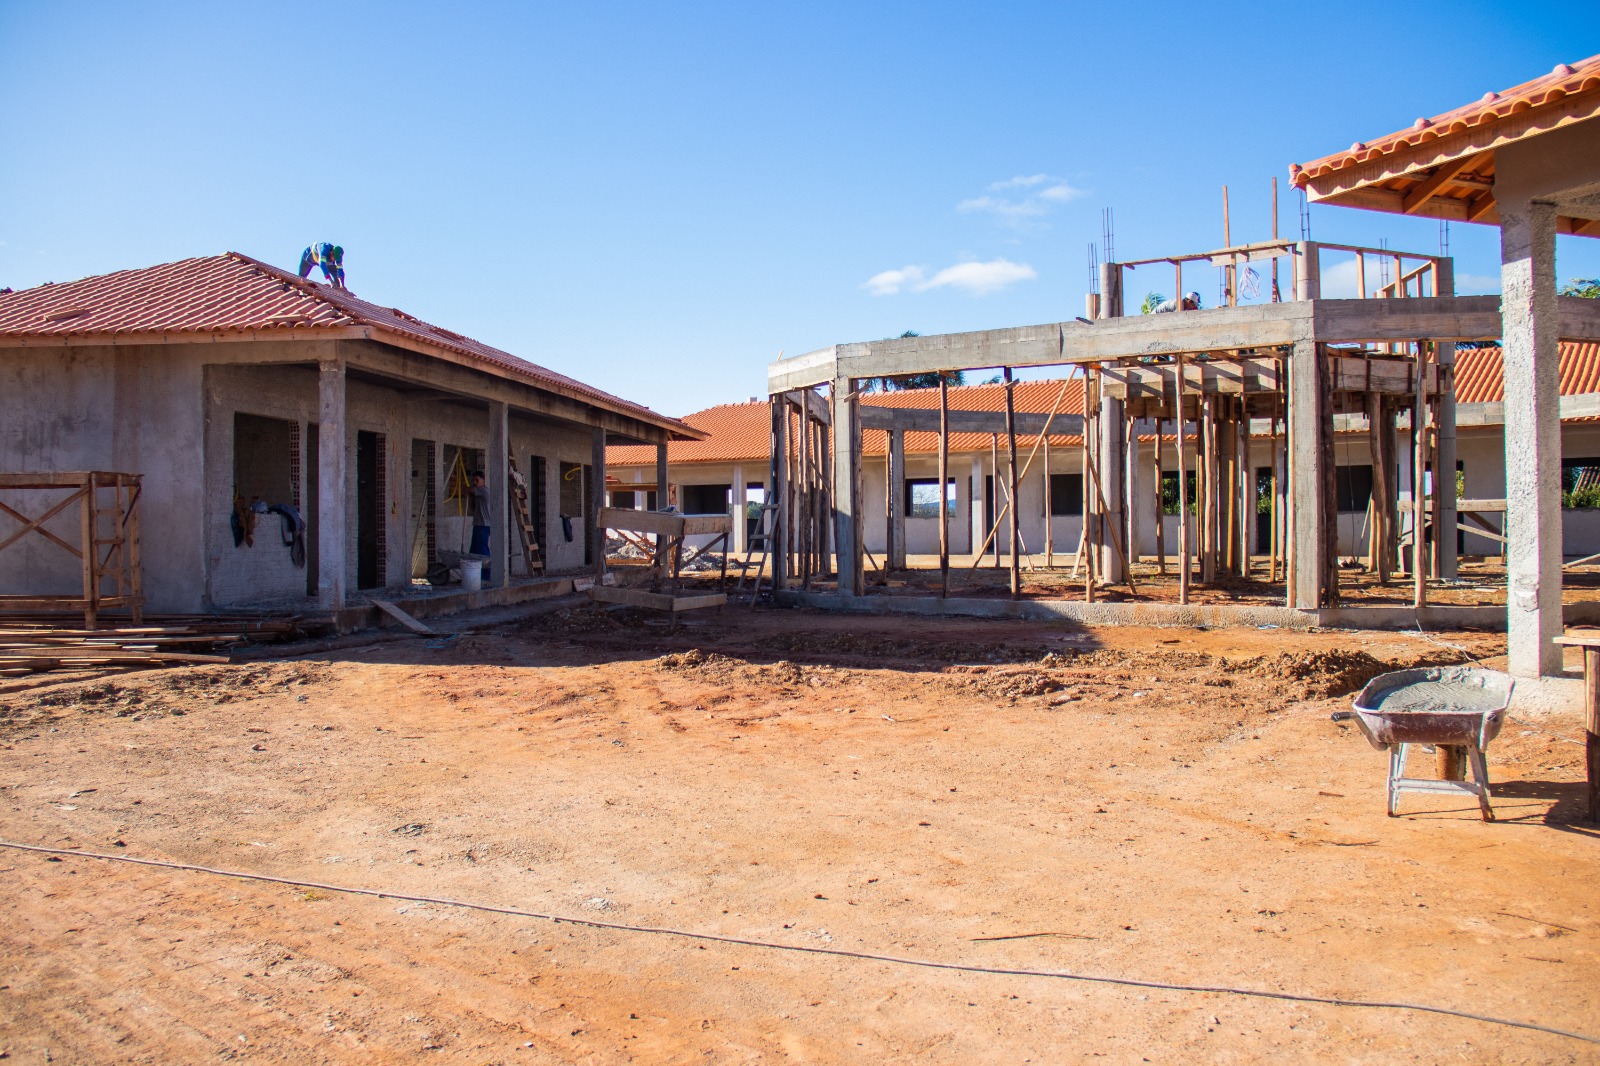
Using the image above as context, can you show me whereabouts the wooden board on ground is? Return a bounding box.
[587,586,727,612]
[370,599,436,636]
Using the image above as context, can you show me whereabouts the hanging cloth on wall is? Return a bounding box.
[267,503,307,568]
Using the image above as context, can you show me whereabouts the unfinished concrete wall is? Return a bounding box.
[203,358,601,610]
[0,343,211,613]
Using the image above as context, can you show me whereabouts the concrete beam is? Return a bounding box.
[859,405,1083,437]
[1311,295,1504,343]
[768,346,840,393]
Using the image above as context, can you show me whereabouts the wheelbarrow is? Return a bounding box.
[1331,666,1513,821]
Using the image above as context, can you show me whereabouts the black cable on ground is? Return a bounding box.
[3,839,1593,1046]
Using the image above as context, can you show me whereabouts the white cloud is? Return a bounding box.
[1456,272,1501,294]
[864,265,925,296]
[957,174,1087,227]
[867,258,1036,297]
[921,259,1037,295]
[957,195,1048,220]
[1037,183,1085,203]
[991,174,1051,190]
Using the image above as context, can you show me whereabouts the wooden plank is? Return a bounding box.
[1401,152,1487,215]
[587,586,727,611]
[370,598,436,635]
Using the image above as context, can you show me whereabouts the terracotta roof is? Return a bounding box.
[1454,341,1600,405]
[609,379,1086,468]
[1290,55,1600,188]
[0,253,698,439]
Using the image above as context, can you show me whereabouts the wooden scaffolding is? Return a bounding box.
[0,471,144,628]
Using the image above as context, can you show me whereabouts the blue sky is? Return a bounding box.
[2,3,1596,416]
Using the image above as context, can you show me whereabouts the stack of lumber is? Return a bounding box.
[0,615,310,676]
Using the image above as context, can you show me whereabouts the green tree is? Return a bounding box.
[1140,292,1166,315]
[1561,278,1600,299]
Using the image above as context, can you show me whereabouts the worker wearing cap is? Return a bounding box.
[298,243,346,288]
[1152,291,1202,313]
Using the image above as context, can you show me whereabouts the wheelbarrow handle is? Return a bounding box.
[1330,711,1356,722]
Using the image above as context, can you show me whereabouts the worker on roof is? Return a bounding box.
[1152,291,1202,313]
[298,243,346,289]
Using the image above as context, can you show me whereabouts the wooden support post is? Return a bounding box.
[1201,392,1217,583]
[991,434,1002,568]
[1043,434,1053,570]
[1269,412,1280,583]
[885,428,904,572]
[770,397,788,590]
[1004,369,1020,598]
[1587,646,1600,823]
[1124,411,1137,568]
[939,378,950,597]
[1154,420,1166,576]
[1435,259,1459,580]
[1176,360,1191,605]
[1413,346,1430,609]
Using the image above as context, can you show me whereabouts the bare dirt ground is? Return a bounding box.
[0,604,1596,1064]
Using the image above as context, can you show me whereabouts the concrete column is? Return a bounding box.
[887,429,906,570]
[655,442,668,512]
[1289,340,1324,609]
[1501,198,1563,677]
[1098,395,1125,583]
[591,426,607,582]
[1294,241,1320,301]
[1098,262,1123,318]
[970,454,986,560]
[1128,422,1152,559]
[316,360,347,612]
[831,377,863,597]
[731,463,746,556]
[488,401,509,586]
[1434,258,1459,580]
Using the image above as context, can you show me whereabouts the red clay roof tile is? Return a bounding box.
[0,253,698,439]
[1291,55,1600,186]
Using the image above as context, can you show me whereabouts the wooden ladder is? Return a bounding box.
[506,453,544,576]
[734,500,778,605]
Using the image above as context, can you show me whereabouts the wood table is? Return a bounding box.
[1551,630,1600,822]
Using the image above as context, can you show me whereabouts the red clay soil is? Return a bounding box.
[0,606,1595,1063]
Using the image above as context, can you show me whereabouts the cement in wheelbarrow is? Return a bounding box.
[1336,667,1513,821]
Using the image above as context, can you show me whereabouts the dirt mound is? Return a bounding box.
[770,630,1051,665]
[1231,648,1461,699]
[963,668,1064,700]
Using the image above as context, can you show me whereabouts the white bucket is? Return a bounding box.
[459,557,483,591]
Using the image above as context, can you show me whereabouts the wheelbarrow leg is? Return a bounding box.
[1468,745,1495,822]
[1387,744,1408,817]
